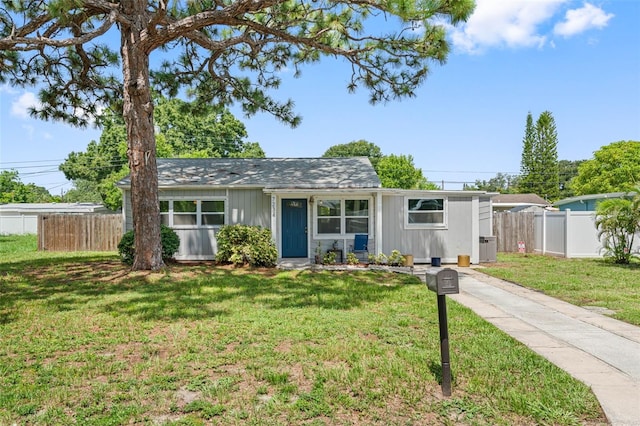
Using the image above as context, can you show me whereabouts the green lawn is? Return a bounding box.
[0,236,605,425]
[482,253,640,326]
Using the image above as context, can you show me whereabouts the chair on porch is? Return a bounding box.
[352,234,369,262]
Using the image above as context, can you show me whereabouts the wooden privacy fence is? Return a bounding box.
[493,212,535,253]
[38,214,123,251]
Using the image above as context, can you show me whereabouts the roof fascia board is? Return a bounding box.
[264,188,381,194]
[554,192,630,205]
[378,188,493,196]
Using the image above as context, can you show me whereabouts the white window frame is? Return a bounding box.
[404,196,448,229]
[159,197,227,229]
[313,196,372,238]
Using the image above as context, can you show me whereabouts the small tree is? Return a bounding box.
[595,197,640,264]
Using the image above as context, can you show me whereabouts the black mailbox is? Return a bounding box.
[426,268,459,295]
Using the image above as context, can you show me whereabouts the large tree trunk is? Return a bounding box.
[121,1,164,271]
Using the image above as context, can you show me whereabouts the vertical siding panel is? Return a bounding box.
[381,194,475,263]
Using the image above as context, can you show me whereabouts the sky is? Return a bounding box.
[1,0,639,195]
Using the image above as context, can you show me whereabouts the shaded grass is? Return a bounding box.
[482,253,640,326]
[0,238,606,425]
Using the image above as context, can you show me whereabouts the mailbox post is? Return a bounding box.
[425,268,459,397]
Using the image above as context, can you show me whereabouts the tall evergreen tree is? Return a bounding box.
[535,111,559,200]
[518,111,559,200]
[519,112,536,193]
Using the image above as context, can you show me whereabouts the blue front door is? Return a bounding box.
[282,199,308,257]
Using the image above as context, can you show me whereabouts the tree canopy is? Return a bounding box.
[464,173,520,193]
[0,0,474,270]
[571,141,640,195]
[60,97,263,210]
[376,154,437,189]
[557,159,584,199]
[323,141,438,189]
[0,170,53,203]
[322,140,383,168]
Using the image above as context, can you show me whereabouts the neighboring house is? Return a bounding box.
[554,192,628,211]
[117,157,494,264]
[491,193,552,212]
[0,203,113,235]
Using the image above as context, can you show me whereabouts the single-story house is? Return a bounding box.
[117,158,494,264]
[554,192,629,211]
[491,193,552,212]
[0,202,113,235]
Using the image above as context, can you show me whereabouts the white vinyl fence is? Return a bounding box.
[0,214,38,235]
[534,210,640,258]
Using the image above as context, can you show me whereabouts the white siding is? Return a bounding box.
[122,188,271,260]
[229,189,270,227]
[381,194,476,264]
[478,196,493,236]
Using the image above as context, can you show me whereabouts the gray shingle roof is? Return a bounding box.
[118,157,381,189]
[492,193,550,206]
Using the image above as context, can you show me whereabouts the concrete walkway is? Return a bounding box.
[414,266,640,426]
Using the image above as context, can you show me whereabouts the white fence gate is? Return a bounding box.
[533,210,640,258]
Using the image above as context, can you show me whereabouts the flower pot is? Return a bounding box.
[457,255,470,267]
[403,254,414,267]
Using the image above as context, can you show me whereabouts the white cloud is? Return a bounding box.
[449,0,566,53]
[0,83,18,94]
[447,1,615,54]
[554,3,613,37]
[11,91,41,119]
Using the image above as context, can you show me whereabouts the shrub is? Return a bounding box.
[322,250,337,265]
[216,225,277,267]
[346,252,359,265]
[388,250,406,266]
[368,252,387,265]
[118,225,180,265]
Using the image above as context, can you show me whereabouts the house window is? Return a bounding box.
[406,197,447,228]
[317,199,341,234]
[316,198,370,236]
[160,201,170,226]
[345,199,369,234]
[202,200,225,225]
[173,200,197,226]
[159,199,226,228]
